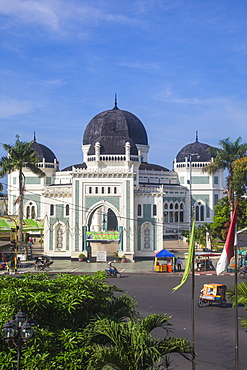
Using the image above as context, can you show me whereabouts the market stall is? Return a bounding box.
[154,249,175,273]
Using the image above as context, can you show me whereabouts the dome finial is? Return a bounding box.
[34,132,36,142]
[114,93,118,108]
[196,131,198,142]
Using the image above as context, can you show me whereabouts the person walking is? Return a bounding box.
[176,257,183,272]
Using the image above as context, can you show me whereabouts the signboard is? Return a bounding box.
[96,251,107,262]
[86,231,119,241]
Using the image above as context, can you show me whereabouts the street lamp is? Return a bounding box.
[2,309,38,370]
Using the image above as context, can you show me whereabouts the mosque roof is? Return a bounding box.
[83,101,148,155]
[32,140,57,163]
[176,138,213,163]
[61,163,87,171]
[139,162,170,172]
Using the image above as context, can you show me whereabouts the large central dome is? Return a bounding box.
[83,104,148,155]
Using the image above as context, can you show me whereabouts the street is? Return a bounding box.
[109,274,247,370]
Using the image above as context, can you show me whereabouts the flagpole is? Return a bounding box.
[188,153,196,370]
[234,239,239,370]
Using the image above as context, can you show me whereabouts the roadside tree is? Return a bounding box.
[0,273,193,369]
[203,137,247,211]
[0,136,45,242]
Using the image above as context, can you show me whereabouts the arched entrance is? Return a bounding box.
[85,203,122,261]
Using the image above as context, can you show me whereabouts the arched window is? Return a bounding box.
[50,204,54,216]
[66,204,69,216]
[195,202,205,221]
[169,212,173,222]
[31,206,36,219]
[200,206,204,221]
[169,203,173,209]
[26,206,30,219]
[153,204,157,216]
[137,204,142,216]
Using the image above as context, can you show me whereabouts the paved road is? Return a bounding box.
[108,273,247,370]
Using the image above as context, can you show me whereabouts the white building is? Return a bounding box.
[7,103,224,260]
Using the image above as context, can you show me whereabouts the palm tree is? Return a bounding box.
[0,135,45,242]
[227,282,247,331]
[87,314,194,369]
[203,137,247,211]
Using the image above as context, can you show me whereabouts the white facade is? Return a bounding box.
[6,107,225,260]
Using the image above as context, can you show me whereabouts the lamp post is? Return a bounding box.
[2,309,38,370]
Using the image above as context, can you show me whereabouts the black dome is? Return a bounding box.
[176,140,213,162]
[32,141,57,163]
[83,106,148,155]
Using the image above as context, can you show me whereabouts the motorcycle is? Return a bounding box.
[105,267,121,278]
[239,269,247,279]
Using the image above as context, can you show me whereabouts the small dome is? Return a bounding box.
[32,141,57,163]
[139,163,170,172]
[176,140,212,162]
[83,105,148,155]
[61,163,87,171]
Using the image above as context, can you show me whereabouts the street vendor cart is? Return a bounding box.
[154,249,175,273]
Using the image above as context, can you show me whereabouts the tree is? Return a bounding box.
[232,157,247,199]
[203,137,247,211]
[87,315,194,370]
[212,197,247,241]
[0,135,45,242]
[0,273,193,369]
[227,282,247,331]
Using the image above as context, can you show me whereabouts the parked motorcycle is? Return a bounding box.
[105,267,121,278]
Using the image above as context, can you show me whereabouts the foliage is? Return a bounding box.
[194,223,215,247]
[0,273,193,369]
[203,137,247,210]
[86,315,194,370]
[0,135,45,241]
[232,157,247,198]
[212,197,247,241]
[227,282,247,331]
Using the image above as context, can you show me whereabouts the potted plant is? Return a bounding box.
[78,253,85,262]
[121,255,127,262]
[113,252,119,262]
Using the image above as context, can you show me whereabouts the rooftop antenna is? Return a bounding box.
[196,131,198,142]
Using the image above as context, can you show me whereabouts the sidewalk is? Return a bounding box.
[1,259,233,276]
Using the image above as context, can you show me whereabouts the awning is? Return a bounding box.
[155,249,175,258]
[0,218,44,232]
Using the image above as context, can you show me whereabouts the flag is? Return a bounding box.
[173,218,196,292]
[216,206,238,276]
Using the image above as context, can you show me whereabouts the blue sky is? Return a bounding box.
[1,0,247,173]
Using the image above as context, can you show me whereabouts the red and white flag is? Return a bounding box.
[216,206,238,275]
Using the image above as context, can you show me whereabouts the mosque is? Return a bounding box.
[7,100,225,261]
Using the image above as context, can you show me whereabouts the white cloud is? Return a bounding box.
[40,79,66,86]
[0,98,37,119]
[0,0,137,34]
[119,61,161,72]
